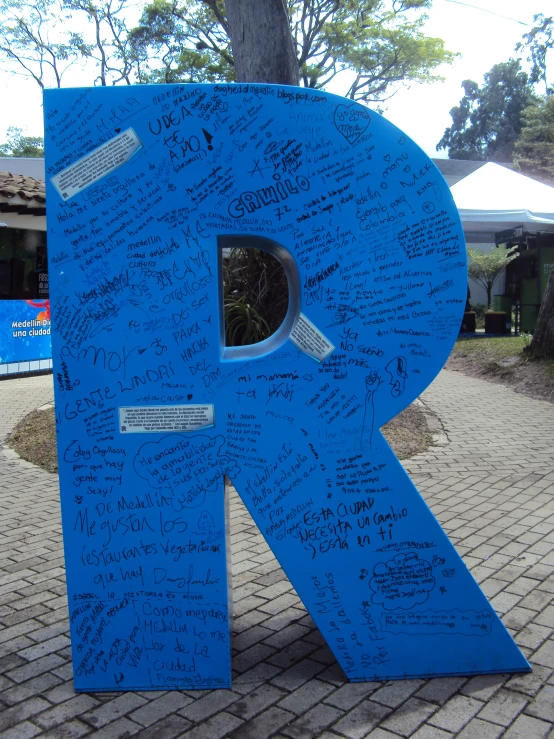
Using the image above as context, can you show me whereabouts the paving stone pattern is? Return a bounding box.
[0,370,553,738]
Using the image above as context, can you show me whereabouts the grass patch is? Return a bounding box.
[8,402,433,474]
[452,336,528,360]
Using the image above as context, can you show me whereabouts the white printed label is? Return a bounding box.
[119,405,215,434]
[51,128,142,200]
[290,313,335,363]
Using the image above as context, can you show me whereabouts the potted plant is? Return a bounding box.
[467,245,519,333]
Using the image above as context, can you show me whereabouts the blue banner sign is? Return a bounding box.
[0,300,51,365]
[43,83,529,691]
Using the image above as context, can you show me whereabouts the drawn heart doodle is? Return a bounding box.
[333,104,370,145]
[187,394,193,400]
[115,128,121,134]
[384,154,391,162]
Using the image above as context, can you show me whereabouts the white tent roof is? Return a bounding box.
[449,162,554,233]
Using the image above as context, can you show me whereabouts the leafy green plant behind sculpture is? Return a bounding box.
[223,247,288,346]
[224,296,271,347]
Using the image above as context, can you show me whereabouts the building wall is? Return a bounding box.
[0,158,50,376]
[0,157,45,180]
[0,213,46,231]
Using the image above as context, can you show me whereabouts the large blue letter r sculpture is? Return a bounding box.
[43,83,530,690]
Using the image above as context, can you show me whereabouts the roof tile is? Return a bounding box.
[0,170,46,206]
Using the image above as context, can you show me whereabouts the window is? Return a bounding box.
[0,228,48,300]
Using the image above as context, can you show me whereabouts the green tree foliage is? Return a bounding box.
[516,13,553,95]
[129,0,233,85]
[63,0,142,85]
[129,0,456,103]
[0,0,143,88]
[0,126,44,156]
[0,0,455,101]
[467,244,519,308]
[0,0,80,88]
[511,16,554,184]
[437,60,538,162]
[514,96,554,184]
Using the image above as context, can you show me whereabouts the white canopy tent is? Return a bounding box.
[449,162,554,236]
[448,162,554,306]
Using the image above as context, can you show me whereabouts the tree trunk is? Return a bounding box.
[530,268,554,355]
[225,0,299,85]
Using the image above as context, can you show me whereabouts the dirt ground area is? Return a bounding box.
[8,406,58,473]
[447,335,554,404]
[8,402,433,473]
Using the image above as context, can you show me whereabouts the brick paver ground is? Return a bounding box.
[0,370,553,738]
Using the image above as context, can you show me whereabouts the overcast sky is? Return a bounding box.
[0,0,551,158]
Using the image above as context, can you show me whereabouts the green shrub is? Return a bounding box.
[223,247,288,346]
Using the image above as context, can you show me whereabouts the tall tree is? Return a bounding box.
[0,0,81,88]
[63,0,142,86]
[0,0,143,88]
[531,269,554,356]
[437,60,538,161]
[0,126,44,156]
[225,0,298,85]
[516,13,553,96]
[515,16,554,349]
[514,96,554,184]
[130,0,456,103]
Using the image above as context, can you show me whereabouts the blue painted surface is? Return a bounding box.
[43,83,530,691]
[0,300,51,365]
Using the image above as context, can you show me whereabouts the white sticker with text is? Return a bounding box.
[51,128,142,200]
[290,313,335,363]
[119,405,215,434]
